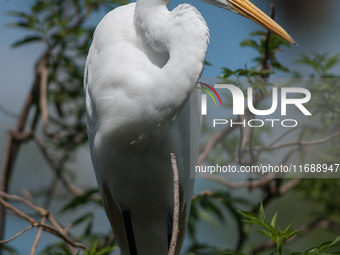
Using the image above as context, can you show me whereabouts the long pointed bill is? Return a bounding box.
[226,0,297,45]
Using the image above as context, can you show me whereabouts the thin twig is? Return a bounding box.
[254,129,340,151]
[261,4,275,72]
[201,172,276,190]
[256,127,298,155]
[47,213,78,254]
[0,191,47,216]
[0,195,88,252]
[199,125,237,165]
[279,179,301,194]
[168,153,180,255]
[0,53,46,241]
[0,197,36,225]
[0,225,33,244]
[192,190,213,200]
[30,216,46,255]
[38,56,49,130]
[33,135,84,196]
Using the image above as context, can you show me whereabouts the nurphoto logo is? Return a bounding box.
[199,82,312,128]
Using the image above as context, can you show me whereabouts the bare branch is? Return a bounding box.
[255,129,340,151]
[11,130,34,142]
[0,197,36,225]
[279,179,301,194]
[260,4,275,72]
[168,153,180,255]
[201,172,276,190]
[192,190,213,200]
[0,225,33,244]
[256,127,298,154]
[199,125,237,165]
[304,146,338,162]
[33,135,84,196]
[30,216,46,255]
[47,213,78,254]
[0,53,47,240]
[0,191,47,216]
[0,195,89,252]
[38,57,49,130]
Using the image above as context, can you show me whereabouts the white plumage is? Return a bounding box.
[84,0,295,254]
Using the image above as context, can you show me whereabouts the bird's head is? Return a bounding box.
[201,0,297,45]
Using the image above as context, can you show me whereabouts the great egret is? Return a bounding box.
[84,0,295,254]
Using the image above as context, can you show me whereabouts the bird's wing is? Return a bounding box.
[84,3,201,254]
[85,3,171,148]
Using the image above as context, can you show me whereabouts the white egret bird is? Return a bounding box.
[84,0,295,254]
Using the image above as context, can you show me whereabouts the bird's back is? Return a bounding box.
[85,3,201,255]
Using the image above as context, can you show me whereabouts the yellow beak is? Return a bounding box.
[227,0,297,45]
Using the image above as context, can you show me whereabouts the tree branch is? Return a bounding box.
[0,193,89,252]
[201,172,276,190]
[254,129,340,152]
[33,135,84,196]
[0,53,48,241]
[0,225,33,244]
[199,125,237,165]
[30,216,46,255]
[168,153,180,255]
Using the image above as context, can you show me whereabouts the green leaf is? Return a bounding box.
[240,39,260,52]
[62,247,73,255]
[249,30,267,37]
[276,224,282,234]
[285,229,301,240]
[6,21,34,30]
[256,229,276,241]
[276,235,282,251]
[198,195,224,222]
[72,212,93,227]
[261,223,277,237]
[271,213,278,228]
[198,208,220,227]
[283,222,295,234]
[12,35,43,48]
[259,203,266,223]
[1,244,18,255]
[317,240,335,251]
[330,235,340,246]
[305,246,319,254]
[316,247,321,255]
[7,11,31,18]
[324,53,340,70]
[239,210,277,236]
[222,67,235,78]
[95,246,117,255]
[235,69,251,77]
[238,210,261,223]
[60,188,100,213]
[85,215,94,235]
[90,240,98,254]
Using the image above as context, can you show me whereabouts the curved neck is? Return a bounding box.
[134,0,170,53]
[133,0,209,123]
